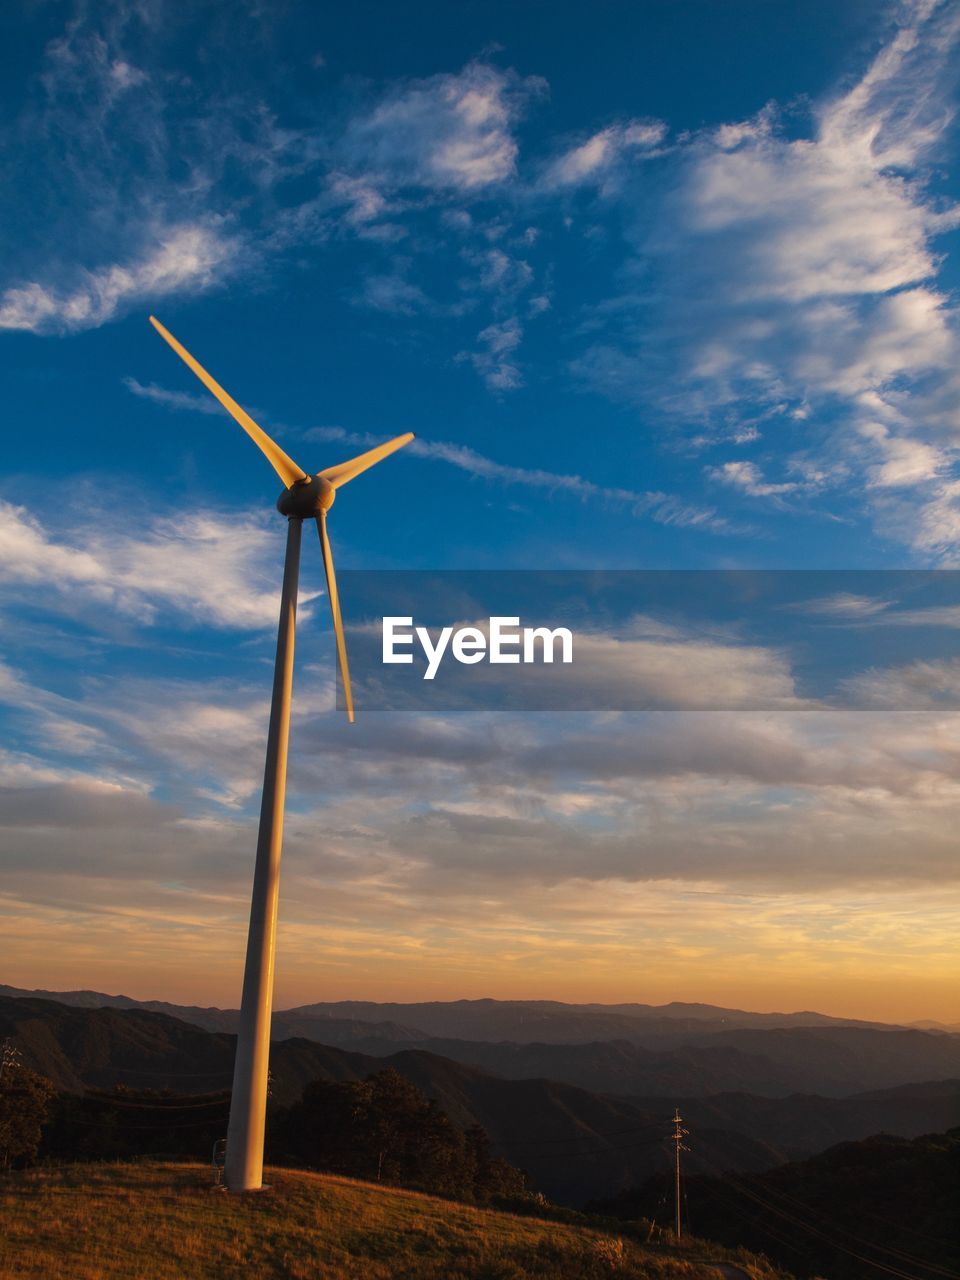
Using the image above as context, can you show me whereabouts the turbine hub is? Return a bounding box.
[276,475,336,518]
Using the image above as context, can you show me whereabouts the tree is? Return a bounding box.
[465,1123,527,1200]
[271,1069,525,1201]
[0,1052,54,1169]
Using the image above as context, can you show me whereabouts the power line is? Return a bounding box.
[58,1114,228,1131]
[730,1174,958,1280]
[494,1120,667,1150]
[692,1142,952,1279]
[106,1065,233,1080]
[697,1179,827,1261]
[80,1096,230,1112]
[725,1177,928,1280]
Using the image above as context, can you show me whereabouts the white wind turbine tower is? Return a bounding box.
[149,315,413,1192]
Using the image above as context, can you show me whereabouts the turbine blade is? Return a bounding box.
[317,512,354,723]
[149,316,307,489]
[319,432,414,490]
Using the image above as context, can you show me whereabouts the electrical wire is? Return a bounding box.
[80,1096,229,1112]
[723,1177,928,1280]
[733,1175,958,1278]
[493,1120,667,1150]
[692,1146,949,1280]
[54,1114,226,1131]
[106,1066,233,1080]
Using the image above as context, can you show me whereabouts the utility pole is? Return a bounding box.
[671,1108,689,1239]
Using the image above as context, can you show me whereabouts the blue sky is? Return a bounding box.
[2,0,960,1019]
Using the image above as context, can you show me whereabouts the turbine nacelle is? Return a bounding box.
[277,474,335,518]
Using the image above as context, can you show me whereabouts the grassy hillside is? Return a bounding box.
[0,1161,782,1280]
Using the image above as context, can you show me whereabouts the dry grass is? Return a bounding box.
[0,1162,779,1280]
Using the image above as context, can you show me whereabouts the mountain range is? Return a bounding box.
[3,990,960,1204]
[4,985,959,1097]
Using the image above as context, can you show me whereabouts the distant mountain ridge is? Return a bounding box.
[0,994,776,1202]
[0,984,901,1040]
[0,984,427,1043]
[284,996,898,1039]
[3,984,958,1100]
[3,993,960,1205]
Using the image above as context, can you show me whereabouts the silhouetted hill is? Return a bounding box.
[0,996,414,1103]
[626,1080,960,1160]
[6,986,960,1098]
[0,984,425,1044]
[364,1036,845,1097]
[0,996,778,1202]
[0,986,895,1042]
[286,1022,960,1100]
[6,995,960,1206]
[0,996,237,1095]
[15,985,960,1094]
[595,1129,960,1280]
[695,1025,960,1094]
[285,996,892,1042]
[364,1048,785,1203]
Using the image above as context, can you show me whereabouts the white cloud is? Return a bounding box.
[843,656,960,708]
[575,0,960,554]
[860,420,947,488]
[459,316,525,390]
[359,273,434,315]
[797,593,893,618]
[416,617,805,711]
[0,4,307,335]
[469,247,533,295]
[912,478,960,553]
[123,377,224,416]
[0,225,237,335]
[0,500,286,628]
[710,460,799,498]
[544,119,667,188]
[341,62,544,194]
[326,173,398,231]
[0,661,104,757]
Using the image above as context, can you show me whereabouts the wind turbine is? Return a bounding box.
[149,315,413,1191]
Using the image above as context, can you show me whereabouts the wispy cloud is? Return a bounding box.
[123,376,225,416]
[0,3,287,335]
[574,0,960,554]
[842,656,960,707]
[458,316,525,391]
[340,61,545,194]
[543,119,667,190]
[119,377,727,531]
[0,225,238,335]
[709,460,800,499]
[0,500,286,628]
[795,593,894,618]
[303,424,727,531]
